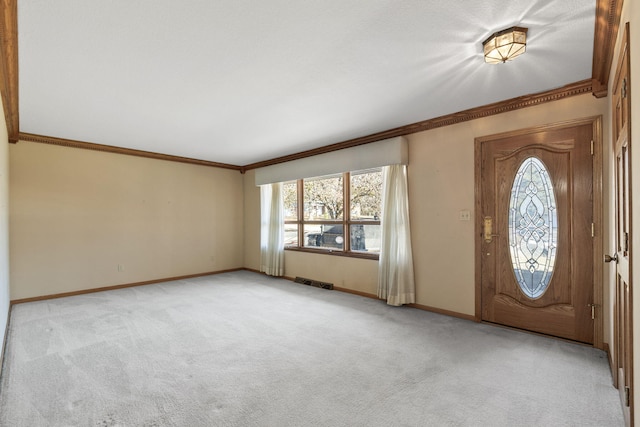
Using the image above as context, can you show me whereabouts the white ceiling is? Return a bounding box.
[17,0,595,166]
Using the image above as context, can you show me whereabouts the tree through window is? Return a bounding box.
[283,168,382,257]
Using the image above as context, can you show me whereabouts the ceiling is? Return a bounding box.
[16,0,597,167]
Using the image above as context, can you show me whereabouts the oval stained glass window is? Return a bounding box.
[508,157,558,299]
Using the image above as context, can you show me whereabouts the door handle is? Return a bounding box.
[587,303,599,319]
[484,216,500,243]
[604,253,618,263]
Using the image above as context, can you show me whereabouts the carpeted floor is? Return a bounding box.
[0,270,624,426]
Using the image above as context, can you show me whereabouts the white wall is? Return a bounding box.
[10,142,245,300]
[243,168,261,270]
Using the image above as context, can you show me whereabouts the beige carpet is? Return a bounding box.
[0,270,624,426]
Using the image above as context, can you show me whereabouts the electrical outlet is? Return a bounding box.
[459,210,471,221]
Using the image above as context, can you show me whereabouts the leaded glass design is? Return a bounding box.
[508,157,558,299]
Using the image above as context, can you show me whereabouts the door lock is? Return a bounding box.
[483,217,500,243]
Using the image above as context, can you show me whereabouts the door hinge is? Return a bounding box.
[591,223,595,238]
[590,140,594,155]
[625,386,631,407]
[624,232,629,252]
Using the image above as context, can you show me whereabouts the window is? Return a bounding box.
[283,168,382,258]
[508,157,558,299]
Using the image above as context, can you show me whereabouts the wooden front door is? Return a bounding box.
[477,119,598,344]
[611,23,633,425]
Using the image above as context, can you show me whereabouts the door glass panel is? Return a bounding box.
[508,157,558,299]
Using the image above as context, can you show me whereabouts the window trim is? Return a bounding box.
[284,170,381,260]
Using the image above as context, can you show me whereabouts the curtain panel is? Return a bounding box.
[378,164,416,306]
[260,183,285,276]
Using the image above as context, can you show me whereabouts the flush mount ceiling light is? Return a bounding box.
[483,26,528,64]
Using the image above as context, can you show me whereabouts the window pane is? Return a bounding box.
[351,169,382,221]
[284,223,298,247]
[283,181,297,221]
[304,224,344,250]
[508,157,558,299]
[304,174,343,220]
[350,224,381,253]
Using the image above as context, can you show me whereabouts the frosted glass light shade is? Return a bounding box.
[483,27,528,64]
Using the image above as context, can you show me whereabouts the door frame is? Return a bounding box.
[473,116,604,349]
[610,22,632,423]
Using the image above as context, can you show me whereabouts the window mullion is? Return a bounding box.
[344,172,350,252]
[297,179,304,248]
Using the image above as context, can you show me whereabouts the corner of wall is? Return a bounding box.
[242,169,261,271]
[0,103,10,369]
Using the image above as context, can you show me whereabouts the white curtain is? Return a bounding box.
[260,182,285,276]
[378,164,416,306]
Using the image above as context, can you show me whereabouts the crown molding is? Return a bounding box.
[3,1,619,166]
[243,79,593,171]
[20,80,592,173]
[18,132,242,171]
[592,0,624,98]
[16,79,592,173]
[0,0,17,142]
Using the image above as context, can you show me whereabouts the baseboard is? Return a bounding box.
[333,286,379,299]
[408,303,477,322]
[604,342,615,382]
[265,273,377,298]
[10,268,244,305]
[8,267,478,348]
[270,270,477,321]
